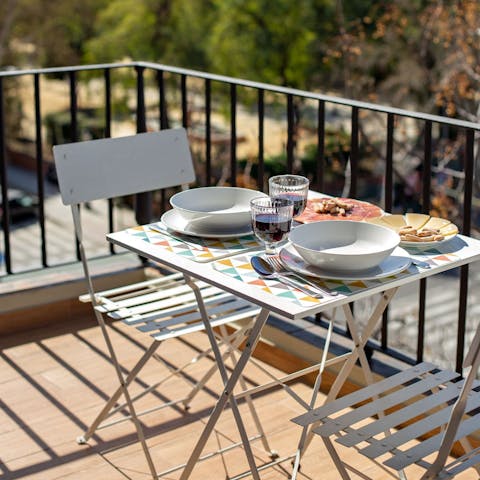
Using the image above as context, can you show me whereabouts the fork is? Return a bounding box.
[265,255,338,297]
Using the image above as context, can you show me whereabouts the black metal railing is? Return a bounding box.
[1,61,479,370]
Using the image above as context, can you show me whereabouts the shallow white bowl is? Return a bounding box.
[170,187,267,229]
[289,220,400,272]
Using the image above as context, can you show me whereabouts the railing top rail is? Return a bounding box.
[2,61,480,131]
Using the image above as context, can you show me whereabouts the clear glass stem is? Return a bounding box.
[264,243,277,255]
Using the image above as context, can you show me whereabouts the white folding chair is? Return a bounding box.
[292,317,480,479]
[53,128,264,479]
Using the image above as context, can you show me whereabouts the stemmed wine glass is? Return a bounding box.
[250,196,294,255]
[268,174,310,218]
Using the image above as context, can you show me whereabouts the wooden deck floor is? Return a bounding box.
[0,311,477,480]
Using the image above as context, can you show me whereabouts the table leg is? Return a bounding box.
[291,310,336,478]
[327,288,398,402]
[291,288,398,479]
[179,288,270,480]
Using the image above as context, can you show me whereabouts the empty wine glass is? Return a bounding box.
[268,174,310,218]
[250,196,294,255]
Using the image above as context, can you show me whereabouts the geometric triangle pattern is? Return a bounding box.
[213,254,324,307]
[211,243,461,308]
[405,244,460,268]
[126,224,262,263]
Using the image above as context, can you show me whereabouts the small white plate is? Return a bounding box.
[400,236,456,248]
[366,214,458,248]
[279,244,412,281]
[161,209,253,239]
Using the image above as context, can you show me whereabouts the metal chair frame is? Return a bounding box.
[53,129,269,479]
[293,314,480,479]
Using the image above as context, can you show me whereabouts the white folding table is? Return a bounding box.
[107,223,480,479]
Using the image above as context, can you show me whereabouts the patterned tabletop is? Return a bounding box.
[125,224,261,262]
[212,246,460,308]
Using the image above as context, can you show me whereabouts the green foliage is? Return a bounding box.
[206,0,332,88]
[10,0,108,66]
[83,0,159,63]
[163,0,217,69]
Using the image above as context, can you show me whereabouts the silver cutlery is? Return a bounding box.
[265,255,338,296]
[250,256,323,298]
[148,225,205,251]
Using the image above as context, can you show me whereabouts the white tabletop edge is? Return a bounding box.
[107,230,480,321]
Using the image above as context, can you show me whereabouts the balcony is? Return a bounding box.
[1,62,480,478]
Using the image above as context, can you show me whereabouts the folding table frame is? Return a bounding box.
[106,200,480,479]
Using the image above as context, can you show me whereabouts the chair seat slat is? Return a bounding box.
[384,413,480,470]
[363,390,480,462]
[337,378,473,447]
[138,298,258,333]
[292,362,436,427]
[316,369,460,438]
[122,291,238,326]
[107,286,222,318]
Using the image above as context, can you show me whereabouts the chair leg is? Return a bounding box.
[218,323,277,458]
[182,323,253,408]
[291,313,336,479]
[322,437,353,480]
[94,311,158,479]
[79,340,161,443]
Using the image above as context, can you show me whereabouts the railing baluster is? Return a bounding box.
[349,106,359,198]
[230,83,237,186]
[135,66,151,224]
[456,129,475,372]
[287,94,294,173]
[34,73,47,267]
[381,112,395,351]
[257,89,265,191]
[68,71,81,261]
[416,120,433,363]
[0,77,11,273]
[104,68,115,254]
[315,100,325,192]
[157,69,169,130]
[69,71,78,143]
[205,78,211,187]
[384,113,394,212]
[181,74,188,128]
[156,69,168,210]
[422,121,432,213]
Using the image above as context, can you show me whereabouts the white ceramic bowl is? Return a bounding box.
[170,186,267,229]
[289,220,400,272]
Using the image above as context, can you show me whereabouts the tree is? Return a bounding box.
[0,0,19,66]
[207,0,334,89]
[8,0,107,67]
[84,0,159,63]
[425,1,480,123]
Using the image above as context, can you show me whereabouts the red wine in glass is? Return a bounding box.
[273,192,307,217]
[253,214,292,244]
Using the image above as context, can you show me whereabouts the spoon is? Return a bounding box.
[250,256,323,298]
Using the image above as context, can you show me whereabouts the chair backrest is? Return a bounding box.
[53,128,195,206]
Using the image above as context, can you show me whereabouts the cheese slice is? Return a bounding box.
[422,216,451,231]
[366,216,390,227]
[382,214,407,232]
[405,213,430,230]
[439,223,459,236]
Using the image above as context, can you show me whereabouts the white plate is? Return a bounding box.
[161,209,253,239]
[400,236,456,248]
[365,214,458,248]
[279,244,412,281]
